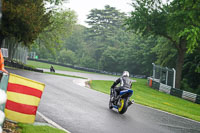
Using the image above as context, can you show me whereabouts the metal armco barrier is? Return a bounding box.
[0,73,9,133]
[195,95,200,104]
[159,83,171,94]
[182,91,197,102]
[152,80,160,90]
[148,78,200,104]
[170,88,183,98]
[5,60,43,73]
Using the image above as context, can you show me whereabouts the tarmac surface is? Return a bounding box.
[7,68,200,133]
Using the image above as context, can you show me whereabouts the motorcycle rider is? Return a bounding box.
[50,65,55,72]
[111,71,134,106]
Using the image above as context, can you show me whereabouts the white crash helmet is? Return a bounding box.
[122,71,129,77]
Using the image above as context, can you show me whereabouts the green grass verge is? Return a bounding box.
[90,79,200,122]
[18,123,66,133]
[44,72,87,79]
[27,60,88,73]
[26,60,121,78]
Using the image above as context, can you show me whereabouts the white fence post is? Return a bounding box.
[166,67,168,85]
[172,68,176,88]
[152,63,155,80]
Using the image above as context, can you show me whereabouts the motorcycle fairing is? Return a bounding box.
[119,89,133,97]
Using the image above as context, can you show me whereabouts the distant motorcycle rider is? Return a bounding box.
[111,71,134,105]
[50,65,55,72]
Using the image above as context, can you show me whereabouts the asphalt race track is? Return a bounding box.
[7,68,200,133]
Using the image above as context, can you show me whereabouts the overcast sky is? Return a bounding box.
[64,0,133,26]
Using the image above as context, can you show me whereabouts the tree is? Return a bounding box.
[80,56,97,69]
[58,49,76,65]
[46,0,67,5]
[100,46,121,72]
[126,0,200,88]
[0,0,67,47]
[125,34,158,76]
[85,5,128,69]
[32,9,77,59]
[63,25,85,52]
[1,0,52,47]
[182,47,200,94]
[86,5,126,41]
[151,37,177,68]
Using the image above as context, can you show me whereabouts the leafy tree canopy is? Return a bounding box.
[86,5,126,38]
[31,9,77,58]
[1,0,52,47]
[126,0,200,53]
[125,0,200,88]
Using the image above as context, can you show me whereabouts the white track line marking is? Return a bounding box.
[37,111,71,133]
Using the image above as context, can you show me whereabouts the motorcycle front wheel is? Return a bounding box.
[118,98,128,114]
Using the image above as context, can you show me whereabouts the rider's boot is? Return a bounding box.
[110,96,114,102]
[128,99,134,106]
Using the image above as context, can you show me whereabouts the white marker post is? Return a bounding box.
[172,68,176,88]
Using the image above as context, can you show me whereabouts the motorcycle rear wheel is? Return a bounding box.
[118,98,128,114]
